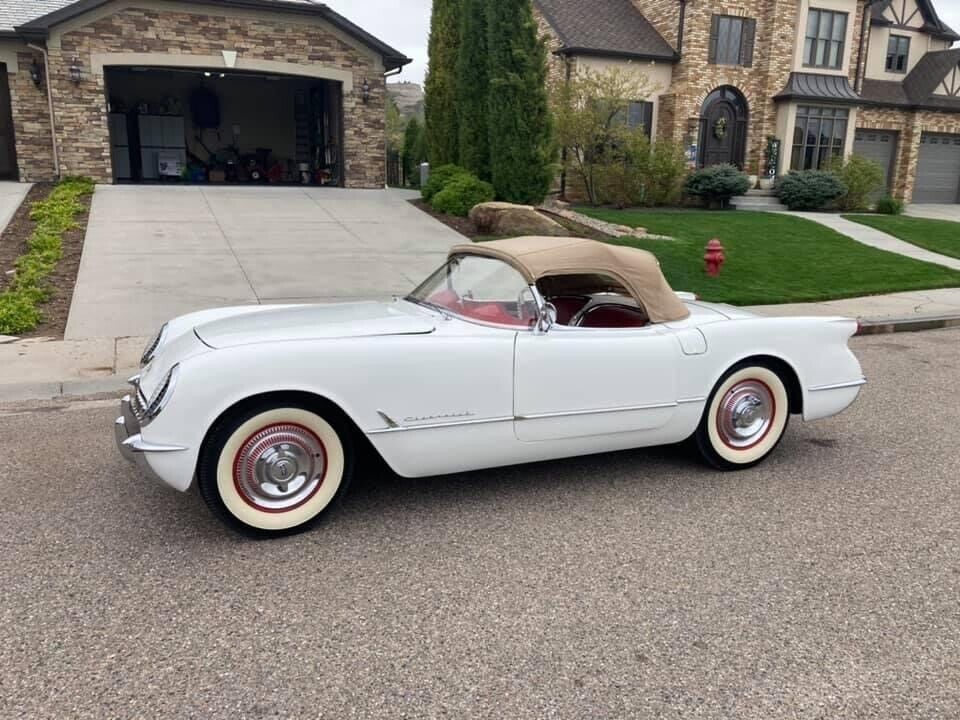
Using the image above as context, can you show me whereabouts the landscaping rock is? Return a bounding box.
[469,202,568,237]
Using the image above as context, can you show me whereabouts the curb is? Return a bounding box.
[0,374,133,404]
[856,315,960,335]
[2,316,959,404]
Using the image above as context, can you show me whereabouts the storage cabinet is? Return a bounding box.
[137,115,186,180]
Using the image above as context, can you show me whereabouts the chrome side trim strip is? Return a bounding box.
[367,415,514,435]
[808,378,867,393]
[122,435,188,454]
[515,401,677,421]
[677,396,707,405]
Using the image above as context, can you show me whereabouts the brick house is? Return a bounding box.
[0,0,409,188]
[535,0,960,204]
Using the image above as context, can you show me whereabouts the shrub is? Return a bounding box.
[644,140,689,207]
[431,174,495,216]
[875,195,904,215]
[833,154,885,211]
[775,170,846,210]
[421,164,469,202]
[685,164,750,209]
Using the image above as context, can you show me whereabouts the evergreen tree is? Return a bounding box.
[402,117,425,187]
[456,0,490,179]
[486,0,553,204]
[424,0,461,166]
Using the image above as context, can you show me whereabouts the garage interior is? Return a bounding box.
[105,67,344,186]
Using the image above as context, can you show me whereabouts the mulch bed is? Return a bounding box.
[0,183,93,339]
[410,198,608,242]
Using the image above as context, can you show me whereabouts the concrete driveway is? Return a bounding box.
[905,204,960,221]
[65,186,462,339]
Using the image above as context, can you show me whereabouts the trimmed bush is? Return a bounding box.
[775,170,846,210]
[421,164,469,202]
[685,164,750,209]
[876,196,904,215]
[833,154,885,211]
[431,175,495,217]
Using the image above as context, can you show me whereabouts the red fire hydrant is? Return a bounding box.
[704,239,725,277]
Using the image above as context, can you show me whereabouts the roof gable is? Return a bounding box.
[3,0,410,70]
[871,0,959,41]
[904,48,960,102]
[534,0,676,62]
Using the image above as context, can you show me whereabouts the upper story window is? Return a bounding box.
[885,35,910,73]
[709,15,757,66]
[803,9,848,69]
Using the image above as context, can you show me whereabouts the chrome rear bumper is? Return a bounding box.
[115,392,187,483]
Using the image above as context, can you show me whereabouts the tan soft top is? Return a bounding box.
[450,236,690,323]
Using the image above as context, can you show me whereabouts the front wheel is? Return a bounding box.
[694,364,790,471]
[197,402,353,537]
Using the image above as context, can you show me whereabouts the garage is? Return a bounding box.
[914,133,960,204]
[106,67,343,186]
[853,129,897,197]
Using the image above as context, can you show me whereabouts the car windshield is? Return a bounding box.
[407,254,538,327]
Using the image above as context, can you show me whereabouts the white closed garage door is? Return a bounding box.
[914,133,960,204]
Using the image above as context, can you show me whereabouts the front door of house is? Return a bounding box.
[699,86,748,169]
[0,67,17,179]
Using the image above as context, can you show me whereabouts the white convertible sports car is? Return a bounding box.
[116,236,864,537]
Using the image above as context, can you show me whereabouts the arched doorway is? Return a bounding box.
[698,86,748,169]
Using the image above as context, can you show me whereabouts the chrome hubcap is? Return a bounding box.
[717,381,774,449]
[234,424,326,511]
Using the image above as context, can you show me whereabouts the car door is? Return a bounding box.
[513,324,681,442]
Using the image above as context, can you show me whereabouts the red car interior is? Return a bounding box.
[576,305,650,329]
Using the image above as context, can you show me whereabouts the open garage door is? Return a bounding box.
[104,67,344,186]
[914,133,960,204]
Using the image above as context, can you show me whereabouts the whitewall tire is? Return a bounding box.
[695,364,790,470]
[198,402,353,537]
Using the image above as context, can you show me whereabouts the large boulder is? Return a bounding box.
[469,202,567,237]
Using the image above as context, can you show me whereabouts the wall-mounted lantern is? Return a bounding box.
[29,58,43,88]
[361,77,371,104]
[68,56,83,84]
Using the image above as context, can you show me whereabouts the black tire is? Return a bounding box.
[197,400,354,538]
[694,361,791,471]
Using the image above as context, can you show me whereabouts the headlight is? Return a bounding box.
[141,323,169,367]
[140,364,179,424]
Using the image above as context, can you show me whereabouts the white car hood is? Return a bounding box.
[194,301,435,349]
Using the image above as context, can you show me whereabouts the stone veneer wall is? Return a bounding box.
[632,0,871,172]
[533,5,569,89]
[16,5,386,187]
[858,106,960,202]
[8,53,57,182]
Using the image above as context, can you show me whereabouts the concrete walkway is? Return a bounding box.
[65,185,462,339]
[0,182,31,234]
[745,287,960,318]
[786,211,960,271]
[905,204,960,222]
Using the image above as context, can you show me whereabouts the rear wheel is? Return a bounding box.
[198,402,353,537]
[695,364,790,470]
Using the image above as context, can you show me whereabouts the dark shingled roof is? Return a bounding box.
[859,49,960,112]
[774,72,861,103]
[2,0,410,70]
[871,0,959,41]
[534,0,676,62]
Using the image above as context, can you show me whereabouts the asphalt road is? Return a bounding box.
[1,329,958,719]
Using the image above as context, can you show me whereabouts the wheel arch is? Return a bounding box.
[196,390,389,475]
[720,354,804,415]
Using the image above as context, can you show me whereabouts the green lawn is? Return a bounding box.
[577,208,960,305]
[842,215,960,260]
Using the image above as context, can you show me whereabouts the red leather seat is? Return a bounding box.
[577,305,649,328]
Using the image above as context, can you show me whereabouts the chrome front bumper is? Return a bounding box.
[115,393,187,483]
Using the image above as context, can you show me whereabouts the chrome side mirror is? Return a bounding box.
[537,302,557,333]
